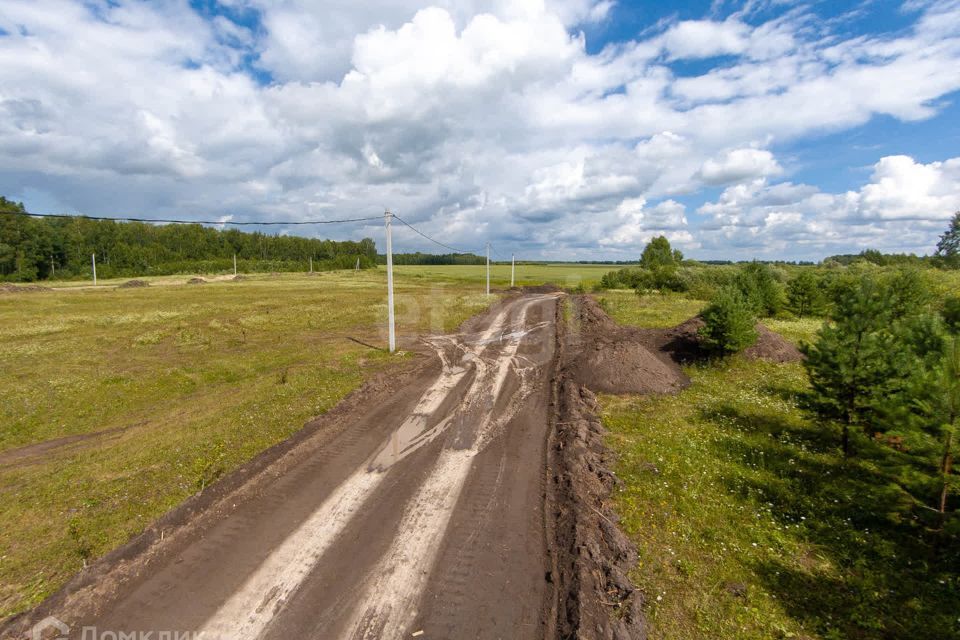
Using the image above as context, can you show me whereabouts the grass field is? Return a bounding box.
[0,267,512,618]
[600,295,960,639]
[394,263,615,289]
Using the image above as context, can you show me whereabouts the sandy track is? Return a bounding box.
[8,293,561,640]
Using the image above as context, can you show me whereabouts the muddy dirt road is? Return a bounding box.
[11,293,563,640]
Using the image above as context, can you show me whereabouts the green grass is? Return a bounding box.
[595,290,707,328]
[0,268,495,618]
[394,263,616,289]
[600,312,960,639]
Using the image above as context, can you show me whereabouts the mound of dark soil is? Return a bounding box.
[232,275,247,281]
[566,296,801,395]
[118,279,149,289]
[0,283,52,293]
[746,324,803,362]
[565,296,690,395]
[550,381,648,640]
[648,314,802,364]
[187,277,206,285]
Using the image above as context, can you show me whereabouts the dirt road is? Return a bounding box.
[11,292,563,640]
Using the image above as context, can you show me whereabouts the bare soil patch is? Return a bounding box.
[186,277,206,285]
[0,283,52,294]
[117,279,149,289]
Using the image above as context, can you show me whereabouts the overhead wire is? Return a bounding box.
[1,210,383,226]
[391,213,479,255]
[4,208,514,260]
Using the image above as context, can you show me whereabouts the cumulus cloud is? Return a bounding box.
[695,154,960,258]
[0,0,959,260]
[697,148,782,185]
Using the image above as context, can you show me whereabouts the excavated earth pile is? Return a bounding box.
[118,279,149,288]
[549,380,648,640]
[564,295,690,395]
[549,295,801,639]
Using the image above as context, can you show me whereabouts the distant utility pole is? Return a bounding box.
[355,257,360,272]
[233,253,237,276]
[309,256,313,274]
[511,253,515,288]
[385,210,396,353]
[486,242,491,296]
[51,257,55,279]
[92,253,97,286]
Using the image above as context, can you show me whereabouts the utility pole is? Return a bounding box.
[92,253,97,286]
[233,253,237,276]
[385,210,396,353]
[486,242,491,296]
[51,257,55,279]
[355,257,360,272]
[309,256,313,274]
[511,253,515,288]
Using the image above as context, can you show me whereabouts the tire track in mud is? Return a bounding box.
[4,293,562,640]
[195,293,554,640]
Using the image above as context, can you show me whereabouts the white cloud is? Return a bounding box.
[1,0,959,260]
[859,155,960,220]
[660,19,750,60]
[695,155,960,257]
[698,148,782,185]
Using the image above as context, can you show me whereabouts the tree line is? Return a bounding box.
[0,197,378,281]
[377,251,487,265]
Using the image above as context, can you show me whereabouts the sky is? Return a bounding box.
[1,0,960,261]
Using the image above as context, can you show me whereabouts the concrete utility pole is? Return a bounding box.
[385,210,396,353]
[309,256,313,274]
[511,253,515,288]
[92,253,97,286]
[233,253,237,276]
[355,257,360,272]
[486,242,491,296]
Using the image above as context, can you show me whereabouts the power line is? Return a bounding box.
[0,210,383,226]
[391,214,478,255]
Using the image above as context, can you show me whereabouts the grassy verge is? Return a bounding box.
[600,312,960,638]
[594,290,706,328]
[0,270,492,618]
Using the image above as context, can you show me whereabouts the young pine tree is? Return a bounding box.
[733,262,786,317]
[936,211,960,268]
[786,270,825,318]
[801,274,898,456]
[942,296,960,335]
[909,337,960,520]
[698,286,758,356]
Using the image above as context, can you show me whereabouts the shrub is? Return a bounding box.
[786,270,826,318]
[733,262,785,316]
[698,287,758,355]
[943,295,960,335]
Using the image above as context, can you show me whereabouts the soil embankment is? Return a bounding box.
[548,294,801,640]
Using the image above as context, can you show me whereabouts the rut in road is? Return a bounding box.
[0,293,561,640]
[197,293,557,640]
[200,299,539,640]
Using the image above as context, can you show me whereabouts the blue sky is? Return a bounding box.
[1,0,959,260]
